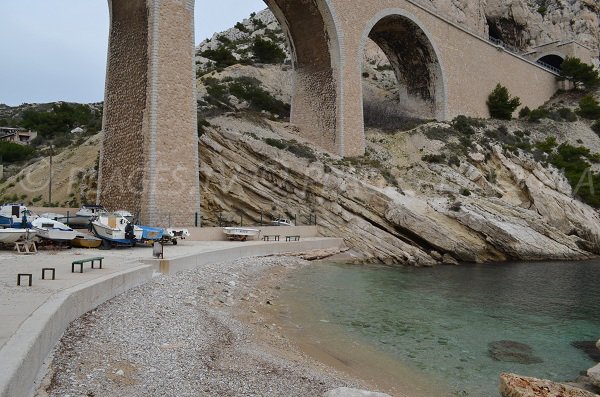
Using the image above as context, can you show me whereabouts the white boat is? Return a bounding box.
[0,228,34,244]
[223,227,260,241]
[41,205,107,228]
[32,218,77,241]
[164,228,190,245]
[271,218,294,226]
[114,210,134,223]
[91,213,143,247]
[0,203,36,228]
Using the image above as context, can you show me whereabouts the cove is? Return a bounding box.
[275,260,600,396]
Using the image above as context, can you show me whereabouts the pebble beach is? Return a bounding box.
[34,256,362,397]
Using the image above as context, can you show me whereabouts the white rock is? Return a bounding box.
[324,388,391,397]
[588,363,600,388]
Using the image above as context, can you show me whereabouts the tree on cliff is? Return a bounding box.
[560,57,600,90]
[487,84,521,120]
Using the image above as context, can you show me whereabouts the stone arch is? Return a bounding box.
[261,0,344,154]
[536,53,565,70]
[359,9,447,122]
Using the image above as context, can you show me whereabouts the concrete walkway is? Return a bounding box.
[0,236,345,397]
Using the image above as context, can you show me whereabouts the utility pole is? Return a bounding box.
[48,145,53,205]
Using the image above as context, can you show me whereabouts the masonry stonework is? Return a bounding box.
[100,0,569,226]
[100,0,200,227]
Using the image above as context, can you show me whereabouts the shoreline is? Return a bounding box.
[36,256,365,396]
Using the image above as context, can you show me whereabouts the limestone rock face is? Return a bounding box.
[484,0,599,49]
[199,119,599,264]
[323,388,392,397]
[499,373,600,397]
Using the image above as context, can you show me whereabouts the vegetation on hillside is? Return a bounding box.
[487,84,521,120]
[560,57,600,90]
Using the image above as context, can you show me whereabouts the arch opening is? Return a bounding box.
[195,0,342,152]
[264,0,341,150]
[361,13,445,130]
[536,54,564,70]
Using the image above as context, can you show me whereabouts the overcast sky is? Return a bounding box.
[0,1,266,106]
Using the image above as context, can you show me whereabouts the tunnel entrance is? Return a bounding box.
[361,13,445,131]
[536,54,564,70]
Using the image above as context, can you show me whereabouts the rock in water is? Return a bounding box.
[588,363,600,389]
[500,373,600,397]
[323,388,392,397]
[572,341,600,362]
[488,340,543,364]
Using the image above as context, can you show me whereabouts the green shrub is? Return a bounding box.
[487,84,521,120]
[560,57,600,90]
[558,107,577,122]
[577,95,600,120]
[21,102,102,140]
[264,138,316,160]
[546,143,600,207]
[421,153,446,163]
[528,107,549,122]
[252,37,286,64]
[0,141,35,163]
[234,22,248,33]
[199,46,237,68]
[592,120,600,135]
[460,188,472,196]
[228,77,290,117]
[451,115,482,135]
[518,106,531,119]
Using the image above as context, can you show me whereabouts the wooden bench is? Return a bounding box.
[72,257,104,273]
[262,235,280,241]
[285,235,300,242]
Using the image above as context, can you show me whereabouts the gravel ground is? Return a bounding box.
[36,257,357,397]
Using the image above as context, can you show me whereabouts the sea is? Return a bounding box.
[275,260,600,396]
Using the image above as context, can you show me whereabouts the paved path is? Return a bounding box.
[0,237,344,397]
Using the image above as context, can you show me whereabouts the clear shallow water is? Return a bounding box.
[278,261,600,396]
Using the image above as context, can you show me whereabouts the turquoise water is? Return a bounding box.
[278,261,600,396]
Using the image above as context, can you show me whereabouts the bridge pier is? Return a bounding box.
[99,0,200,227]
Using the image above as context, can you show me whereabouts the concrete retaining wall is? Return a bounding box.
[146,238,346,274]
[187,225,319,241]
[0,265,154,397]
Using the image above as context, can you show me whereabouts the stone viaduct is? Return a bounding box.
[99,0,571,226]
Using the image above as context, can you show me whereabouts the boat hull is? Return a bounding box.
[0,229,32,244]
[72,235,102,248]
[91,222,135,245]
[223,227,260,241]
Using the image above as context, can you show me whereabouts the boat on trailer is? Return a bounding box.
[32,218,78,242]
[0,203,36,228]
[91,213,143,248]
[0,228,34,244]
[41,205,107,228]
[223,227,260,241]
[163,228,190,245]
[71,234,102,249]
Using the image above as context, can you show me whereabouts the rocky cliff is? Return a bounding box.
[198,104,600,265]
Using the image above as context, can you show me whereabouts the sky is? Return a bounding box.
[0,0,266,106]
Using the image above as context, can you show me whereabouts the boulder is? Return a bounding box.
[323,388,391,397]
[588,363,600,389]
[500,373,600,397]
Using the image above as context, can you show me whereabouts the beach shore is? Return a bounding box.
[34,256,367,397]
